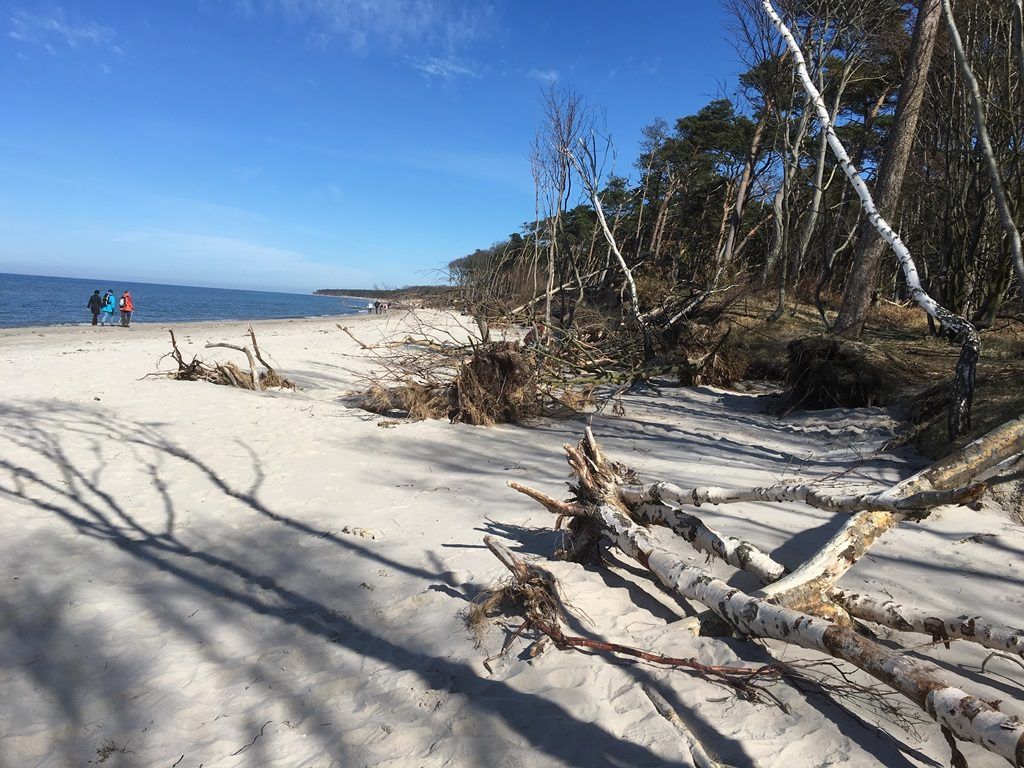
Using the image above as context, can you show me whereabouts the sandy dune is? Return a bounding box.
[0,311,1021,767]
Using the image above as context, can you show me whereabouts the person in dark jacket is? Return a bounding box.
[87,290,104,325]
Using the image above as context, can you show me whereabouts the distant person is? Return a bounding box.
[101,290,116,325]
[366,302,374,314]
[373,300,381,315]
[119,290,135,327]
[87,290,103,325]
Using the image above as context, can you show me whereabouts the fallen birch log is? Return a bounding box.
[631,503,788,584]
[831,589,1024,659]
[620,479,985,516]
[762,415,1024,616]
[512,430,1024,765]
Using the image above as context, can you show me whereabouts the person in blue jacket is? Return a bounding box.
[101,290,117,326]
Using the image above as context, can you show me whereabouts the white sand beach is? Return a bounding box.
[1,311,1022,768]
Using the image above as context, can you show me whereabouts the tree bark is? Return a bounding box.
[630,503,789,584]
[718,113,768,271]
[834,0,944,338]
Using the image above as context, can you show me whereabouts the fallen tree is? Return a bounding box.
[492,424,1024,764]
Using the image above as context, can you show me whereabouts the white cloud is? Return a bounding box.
[8,7,122,56]
[242,0,494,53]
[527,68,559,84]
[407,54,479,83]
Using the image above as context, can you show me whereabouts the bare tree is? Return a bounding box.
[563,131,642,321]
[532,86,586,330]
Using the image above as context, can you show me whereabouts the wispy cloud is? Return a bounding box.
[237,0,494,53]
[407,54,479,83]
[527,68,559,84]
[8,7,122,56]
[110,229,367,287]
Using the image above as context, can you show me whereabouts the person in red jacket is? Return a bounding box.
[119,290,135,327]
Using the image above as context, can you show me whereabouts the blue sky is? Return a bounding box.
[1,1,739,292]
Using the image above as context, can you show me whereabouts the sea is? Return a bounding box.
[0,273,369,328]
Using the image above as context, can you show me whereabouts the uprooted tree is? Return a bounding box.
[480,414,1024,765]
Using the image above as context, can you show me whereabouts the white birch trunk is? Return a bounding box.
[563,141,642,322]
[760,0,981,438]
[586,497,1024,765]
[631,503,788,584]
[620,479,984,516]
[760,414,1024,610]
[831,588,1024,658]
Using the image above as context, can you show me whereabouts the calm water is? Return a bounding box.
[0,273,368,328]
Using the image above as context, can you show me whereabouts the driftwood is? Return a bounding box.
[760,415,1024,618]
[157,329,294,391]
[503,428,1024,765]
[629,503,788,584]
[642,685,737,768]
[480,536,782,702]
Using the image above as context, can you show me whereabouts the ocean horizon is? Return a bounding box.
[0,272,367,328]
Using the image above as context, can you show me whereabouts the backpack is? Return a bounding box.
[119,297,126,309]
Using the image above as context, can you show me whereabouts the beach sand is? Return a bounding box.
[1,311,1021,767]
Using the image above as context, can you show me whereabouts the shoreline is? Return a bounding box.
[0,311,385,350]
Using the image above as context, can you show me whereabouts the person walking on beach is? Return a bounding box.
[119,290,135,327]
[101,290,116,325]
[87,290,104,325]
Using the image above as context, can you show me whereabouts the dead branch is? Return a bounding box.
[480,536,781,702]
[155,329,294,391]
[336,324,373,349]
[642,685,738,768]
[205,342,262,391]
[629,503,788,584]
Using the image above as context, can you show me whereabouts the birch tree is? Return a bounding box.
[761,0,980,438]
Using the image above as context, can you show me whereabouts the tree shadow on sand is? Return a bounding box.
[0,401,688,767]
